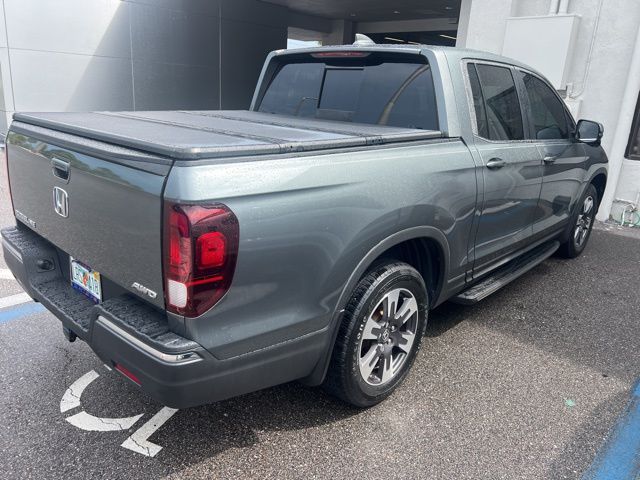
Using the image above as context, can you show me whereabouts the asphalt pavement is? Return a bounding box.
[0,156,639,479]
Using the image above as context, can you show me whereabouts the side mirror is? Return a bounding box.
[576,119,604,146]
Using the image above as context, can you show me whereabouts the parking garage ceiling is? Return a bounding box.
[261,0,461,22]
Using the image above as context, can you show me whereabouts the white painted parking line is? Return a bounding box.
[66,410,144,432]
[0,292,32,309]
[121,407,179,457]
[0,268,15,280]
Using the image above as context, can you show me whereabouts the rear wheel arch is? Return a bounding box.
[302,227,450,386]
[343,227,449,315]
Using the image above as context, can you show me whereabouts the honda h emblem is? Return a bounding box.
[53,187,69,218]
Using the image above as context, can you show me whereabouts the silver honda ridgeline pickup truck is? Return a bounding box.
[2,41,607,408]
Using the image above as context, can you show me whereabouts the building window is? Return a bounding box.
[626,91,640,160]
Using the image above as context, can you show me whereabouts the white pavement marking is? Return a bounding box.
[66,411,144,432]
[0,292,32,309]
[60,370,99,413]
[121,407,179,457]
[61,369,144,432]
[0,268,15,280]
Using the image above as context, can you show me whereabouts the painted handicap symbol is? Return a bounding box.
[60,367,178,457]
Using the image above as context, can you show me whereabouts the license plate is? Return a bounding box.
[70,258,102,303]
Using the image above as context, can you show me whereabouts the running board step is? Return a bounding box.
[452,241,560,305]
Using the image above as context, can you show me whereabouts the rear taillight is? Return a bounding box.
[163,201,239,317]
[2,146,13,213]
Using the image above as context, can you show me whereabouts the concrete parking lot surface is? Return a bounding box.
[0,159,639,479]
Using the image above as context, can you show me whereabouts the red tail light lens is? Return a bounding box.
[163,202,239,317]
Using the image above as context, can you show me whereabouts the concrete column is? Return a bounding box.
[597,21,640,220]
[324,19,355,46]
[455,0,513,53]
[456,0,473,47]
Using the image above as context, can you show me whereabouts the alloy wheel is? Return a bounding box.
[358,288,419,386]
[574,195,594,248]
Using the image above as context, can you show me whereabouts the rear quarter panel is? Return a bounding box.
[165,139,478,359]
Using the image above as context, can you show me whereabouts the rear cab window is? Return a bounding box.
[256,51,439,130]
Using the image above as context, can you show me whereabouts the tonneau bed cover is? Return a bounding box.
[12,110,442,160]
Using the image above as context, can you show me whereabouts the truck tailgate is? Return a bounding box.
[6,127,170,309]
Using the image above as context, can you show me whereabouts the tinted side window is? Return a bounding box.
[467,64,489,138]
[521,73,569,140]
[475,64,524,141]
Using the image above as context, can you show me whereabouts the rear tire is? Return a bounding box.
[558,184,598,259]
[323,261,428,408]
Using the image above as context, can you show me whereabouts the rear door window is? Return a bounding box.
[469,63,525,141]
[467,63,489,139]
[258,53,439,130]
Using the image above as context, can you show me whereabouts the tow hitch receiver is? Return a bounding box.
[63,326,77,343]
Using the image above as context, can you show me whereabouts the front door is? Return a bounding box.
[516,70,588,239]
[466,62,543,275]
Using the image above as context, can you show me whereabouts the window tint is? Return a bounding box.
[258,62,324,118]
[521,73,569,140]
[258,54,439,130]
[474,64,524,141]
[319,69,363,112]
[467,64,489,138]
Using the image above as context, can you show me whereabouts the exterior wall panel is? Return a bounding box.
[0,0,288,136]
[220,18,287,109]
[132,60,219,110]
[130,2,219,68]
[4,0,131,57]
[10,50,134,112]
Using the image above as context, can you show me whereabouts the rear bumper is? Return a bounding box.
[2,224,327,408]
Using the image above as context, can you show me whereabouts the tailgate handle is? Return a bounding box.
[51,158,70,181]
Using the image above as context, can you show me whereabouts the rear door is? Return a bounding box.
[466,62,543,275]
[515,70,588,239]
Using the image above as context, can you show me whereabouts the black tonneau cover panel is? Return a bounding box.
[13,110,442,160]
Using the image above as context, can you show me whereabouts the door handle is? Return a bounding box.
[543,155,557,164]
[51,157,70,181]
[486,157,506,169]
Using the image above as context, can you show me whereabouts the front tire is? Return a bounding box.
[323,261,428,408]
[559,184,598,258]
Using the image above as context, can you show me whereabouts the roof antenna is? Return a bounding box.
[353,33,376,46]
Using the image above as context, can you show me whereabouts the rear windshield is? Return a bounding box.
[257,52,439,130]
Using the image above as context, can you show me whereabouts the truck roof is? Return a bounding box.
[273,43,541,77]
